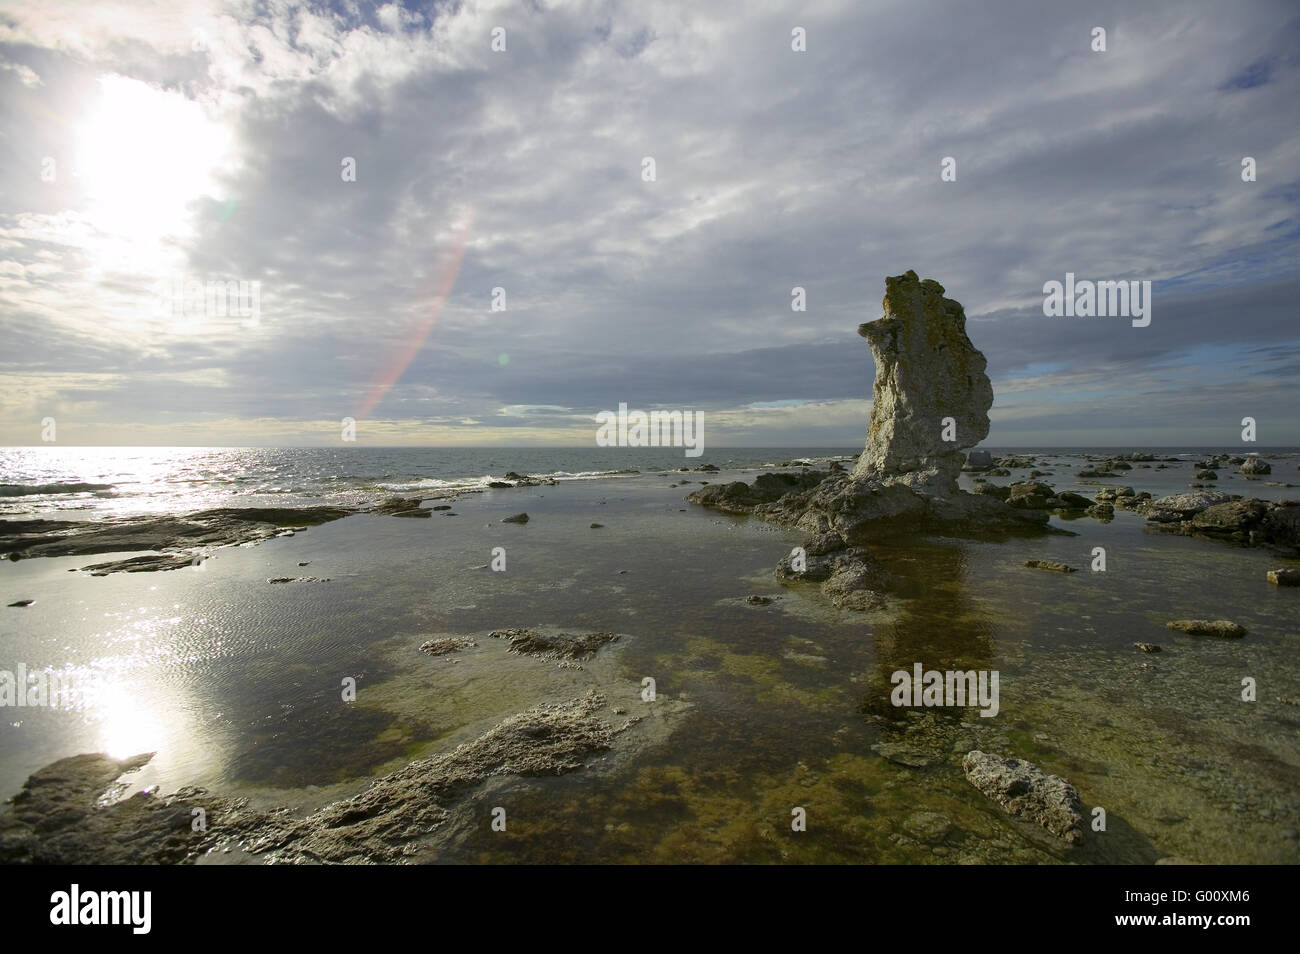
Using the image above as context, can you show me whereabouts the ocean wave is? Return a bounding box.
[375,469,641,493]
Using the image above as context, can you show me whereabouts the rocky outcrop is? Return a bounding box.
[1145,498,1300,553]
[1241,456,1272,476]
[0,497,462,574]
[774,531,892,610]
[1268,568,1300,586]
[685,471,825,515]
[1143,491,1232,522]
[962,751,1084,845]
[851,271,993,493]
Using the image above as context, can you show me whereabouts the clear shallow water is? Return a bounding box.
[0,449,1298,863]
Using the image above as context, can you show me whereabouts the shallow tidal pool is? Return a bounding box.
[1,459,1297,863]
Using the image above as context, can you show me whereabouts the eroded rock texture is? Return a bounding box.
[851,270,993,494]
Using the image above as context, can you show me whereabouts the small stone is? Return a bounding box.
[7,599,34,607]
[1135,642,1161,653]
[1024,560,1076,573]
[501,513,529,524]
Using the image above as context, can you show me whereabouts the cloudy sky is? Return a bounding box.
[1,0,1297,447]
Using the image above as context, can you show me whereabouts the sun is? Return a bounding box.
[73,74,232,272]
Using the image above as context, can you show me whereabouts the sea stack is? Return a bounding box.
[686,270,1050,541]
[852,270,993,495]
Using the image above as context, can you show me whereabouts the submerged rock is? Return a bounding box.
[489,628,618,659]
[962,750,1084,845]
[1166,619,1247,638]
[501,513,530,524]
[1267,568,1300,586]
[1135,643,1162,653]
[1024,560,1076,573]
[418,636,476,656]
[775,531,892,610]
[82,553,199,575]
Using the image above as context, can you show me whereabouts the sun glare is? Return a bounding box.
[73,75,232,272]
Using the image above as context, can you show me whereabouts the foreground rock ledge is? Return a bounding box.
[962,750,1085,845]
[0,691,630,864]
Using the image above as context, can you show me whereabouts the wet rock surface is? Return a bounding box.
[775,531,893,611]
[488,628,619,660]
[962,751,1085,845]
[0,753,259,864]
[1144,498,1299,553]
[1166,619,1247,639]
